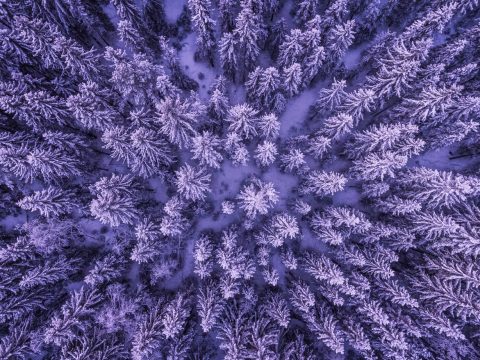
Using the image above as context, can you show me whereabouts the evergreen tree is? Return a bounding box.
[188,0,216,65]
[225,104,259,139]
[66,82,116,130]
[234,2,266,73]
[175,164,211,201]
[155,95,205,148]
[219,32,238,79]
[254,141,278,166]
[237,179,279,219]
[283,63,303,97]
[17,186,77,217]
[327,20,356,60]
[191,131,223,169]
[301,170,347,197]
[90,174,139,227]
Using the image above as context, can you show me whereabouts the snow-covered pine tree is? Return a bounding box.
[175,164,211,201]
[155,95,205,148]
[233,2,266,75]
[283,63,303,97]
[237,179,279,219]
[67,81,116,131]
[300,170,347,197]
[225,103,259,139]
[219,32,238,79]
[191,131,223,169]
[254,141,278,166]
[90,174,139,227]
[278,29,304,68]
[188,0,216,65]
[17,187,77,217]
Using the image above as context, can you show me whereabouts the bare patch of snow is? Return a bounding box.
[164,0,186,23]
[178,34,219,100]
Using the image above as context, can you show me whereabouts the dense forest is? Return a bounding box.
[1,0,480,358]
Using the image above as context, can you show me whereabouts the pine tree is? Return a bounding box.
[162,294,190,339]
[303,45,326,85]
[295,0,319,24]
[376,278,419,308]
[258,113,280,139]
[397,84,462,124]
[216,304,251,360]
[197,282,224,332]
[13,16,98,80]
[305,307,345,354]
[111,0,142,24]
[301,170,347,196]
[280,148,307,173]
[44,287,102,346]
[188,0,216,65]
[225,104,259,139]
[367,59,420,100]
[191,131,223,168]
[245,316,279,359]
[217,228,256,280]
[256,67,285,111]
[118,20,144,52]
[271,213,300,242]
[131,222,162,263]
[278,29,304,68]
[19,257,75,289]
[283,63,303,97]
[264,294,290,328]
[341,88,376,122]
[130,126,174,177]
[412,211,461,242]
[90,174,139,227]
[289,280,315,314]
[194,234,215,279]
[307,133,332,159]
[312,78,347,115]
[41,131,88,157]
[237,179,279,218]
[303,252,346,286]
[321,113,354,140]
[102,126,135,166]
[105,48,162,105]
[17,186,77,217]
[132,300,164,360]
[155,95,205,148]
[327,20,355,60]
[175,164,211,201]
[219,32,238,79]
[254,141,278,166]
[26,147,81,183]
[398,168,478,209]
[1,89,71,130]
[219,0,237,32]
[377,196,422,215]
[351,151,407,181]
[411,272,480,322]
[208,76,229,120]
[344,123,421,159]
[425,254,480,289]
[234,2,265,73]
[0,317,34,359]
[85,254,124,286]
[143,0,169,35]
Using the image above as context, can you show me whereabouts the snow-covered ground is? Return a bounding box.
[164,0,186,22]
[178,34,218,100]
